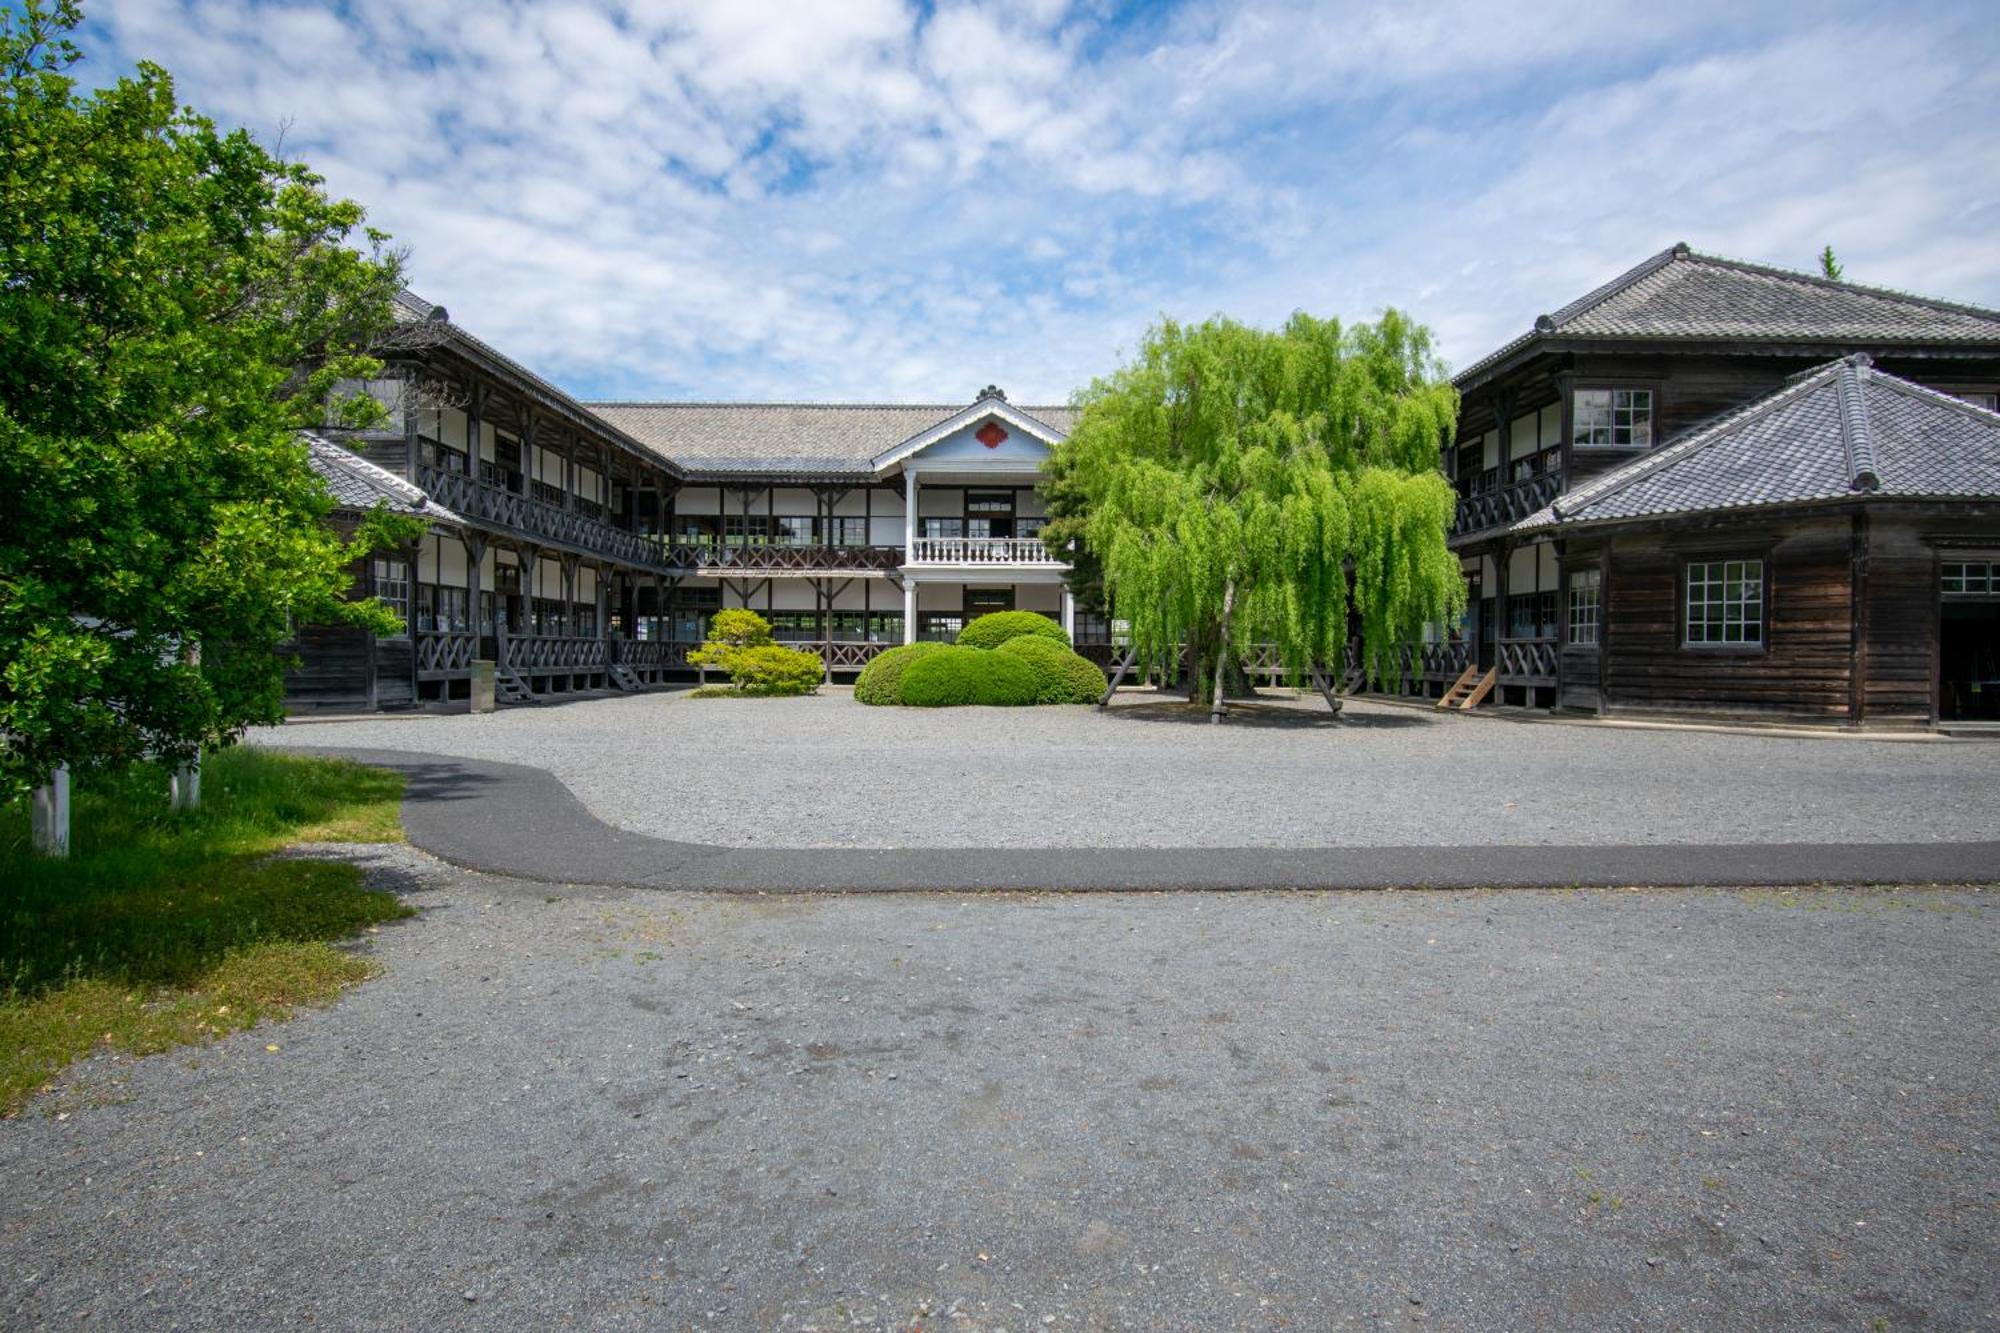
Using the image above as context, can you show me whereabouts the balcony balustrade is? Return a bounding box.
[1452,471,1562,537]
[670,543,905,574]
[908,536,1061,565]
[417,463,676,572]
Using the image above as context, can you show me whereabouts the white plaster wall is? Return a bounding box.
[1481,430,1499,470]
[1537,542,1559,588]
[437,537,467,584]
[868,487,905,519]
[833,489,869,517]
[771,487,816,514]
[1013,583,1060,613]
[1018,489,1048,518]
[578,566,597,600]
[678,487,722,516]
[918,487,962,517]
[1510,412,1539,451]
[1539,404,1562,449]
[1507,544,1539,593]
[915,584,965,611]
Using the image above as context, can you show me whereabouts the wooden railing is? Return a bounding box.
[417,464,676,572]
[500,632,606,674]
[1498,636,1559,683]
[1421,641,1472,678]
[614,638,690,668]
[1453,471,1561,537]
[670,543,904,574]
[415,631,477,679]
[908,536,1061,565]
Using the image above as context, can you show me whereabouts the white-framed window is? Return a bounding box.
[372,557,411,636]
[1954,392,1997,412]
[1941,560,2000,596]
[1568,568,1601,646]
[1574,388,1654,449]
[1685,558,1763,646]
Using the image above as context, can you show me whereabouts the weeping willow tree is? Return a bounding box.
[1044,310,1465,719]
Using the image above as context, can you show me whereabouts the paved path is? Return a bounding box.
[281,746,2000,890]
[6,848,1994,1330]
[262,691,2000,851]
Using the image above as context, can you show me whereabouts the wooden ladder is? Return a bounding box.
[1437,664,1497,711]
[496,664,538,706]
[607,662,643,692]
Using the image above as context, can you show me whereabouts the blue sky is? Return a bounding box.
[81,0,2000,404]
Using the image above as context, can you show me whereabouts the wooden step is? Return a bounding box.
[1456,668,1498,710]
[607,662,643,692]
[1435,663,1480,709]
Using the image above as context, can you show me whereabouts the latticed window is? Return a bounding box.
[1568,569,1601,645]
[372,558,410,635]
[1574,389,1653,449]
[826,517,869,546]
[1685,559,1763,646]
[919,613,964,642]
[767,612,820,641]
[773,516,816,546]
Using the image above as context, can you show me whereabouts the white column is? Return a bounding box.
[1060,587,1076,641]
[31,764,70,858]
[903,579,918,645]
[903,469,918,563]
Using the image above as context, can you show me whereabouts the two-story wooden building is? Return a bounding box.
[1416,243,2000,727]
[292,294,1083,709]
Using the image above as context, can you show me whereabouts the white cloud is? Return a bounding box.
[79,0,2000,399]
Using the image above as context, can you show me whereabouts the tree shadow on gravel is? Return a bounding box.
[1104,700,1429,729]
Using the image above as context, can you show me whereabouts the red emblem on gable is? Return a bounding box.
[976,421,1008,449]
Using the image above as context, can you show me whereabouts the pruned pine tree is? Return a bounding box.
[1047,311,1465,719]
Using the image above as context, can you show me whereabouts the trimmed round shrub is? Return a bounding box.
[996,635,1108,703]
[955,610,1069,650]
[898,645,1038,707]
[853,641,949,705]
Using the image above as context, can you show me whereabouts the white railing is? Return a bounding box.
[907,536,1061,565]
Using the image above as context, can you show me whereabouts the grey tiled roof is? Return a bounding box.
[388,290,679,474]
[1455,244,2000,387]
[302,431,461,522]
[1518,356,2000,530]
[587,401,1077,478]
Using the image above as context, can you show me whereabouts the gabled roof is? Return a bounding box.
[387,291,682,477]
[1455,244,2000,389]
[590,398,1076,480]
[1517,356,2000,531]
[870,395,1069,472]
[302,431,462,522]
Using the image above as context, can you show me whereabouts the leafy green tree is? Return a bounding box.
[1048,310,1464,718]
[1,0,411,799]
[686,608,775,668]
[1820,245,1844,282]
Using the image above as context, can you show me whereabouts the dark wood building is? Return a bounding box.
[1411,243,2000,727]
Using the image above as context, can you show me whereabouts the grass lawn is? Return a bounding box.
[0,748,412,1114]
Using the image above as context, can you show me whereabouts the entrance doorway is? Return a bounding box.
[1940,560,2000,721]
[1940,601,2000,721]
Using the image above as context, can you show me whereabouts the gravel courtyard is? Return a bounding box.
[262,691,2000,850]
[3,851,1993,1330]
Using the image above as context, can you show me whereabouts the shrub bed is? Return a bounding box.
[853,641,948,705]
[996,635,1108,703]
[897,645,1038,707]
[955,610,1069,650]
[722,644,823,696]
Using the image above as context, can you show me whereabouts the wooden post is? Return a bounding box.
[31,764,70,857]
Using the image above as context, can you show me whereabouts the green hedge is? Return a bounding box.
[853,641,948,705]
[996,635,1107,703]
[955,610,1069,650]
[898,645,1038,707]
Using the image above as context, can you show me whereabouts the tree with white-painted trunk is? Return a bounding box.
[1046,311,1465,716]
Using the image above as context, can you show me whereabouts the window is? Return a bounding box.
[723,514,774,547]
[673,515,721,545]
[826,612,866,641]
[415,585,470,635]
[1507,590,1557,640]
[1942,561,1999,596]
[919,613,964,642]
[773,516,816,547]
[922,517,966,539]
[1685,559,1763,646]
[966,492,1014,514]
[826,517,869,547]
[1568,569,1601,646]
[867,613,904,643]
[767,612,820,641]
[1954,392,1998,412]
[1574,388,1653,449]
[372,558,409,635]
[419,438,470,474]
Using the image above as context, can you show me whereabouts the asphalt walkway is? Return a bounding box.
[283,746,2000,890]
